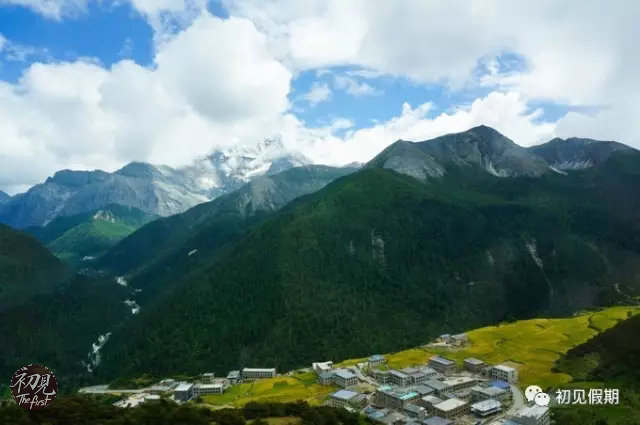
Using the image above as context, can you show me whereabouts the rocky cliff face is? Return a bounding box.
[528,137,634,171]
[368,126,551,180]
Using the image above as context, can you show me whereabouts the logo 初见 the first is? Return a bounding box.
[10,364,58,410]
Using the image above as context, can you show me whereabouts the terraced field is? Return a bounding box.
[202,372,337,407]
[417,307,639,389]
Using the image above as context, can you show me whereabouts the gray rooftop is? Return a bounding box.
[390,370,409,378]
[516,405,549,419]
[464,357,485,365]
[242,367,276,373]
[421,395,444,405]
[332,389,358,400]
[472,385,507,396]
[429,356,455,366]
[425,380,450,391]
[174,383,193,392]
[334,369,357,379]
[434,398,467,412]
[470,399,501,412]
[411,385,435,396]
[422,417,453,425]
[404,403,425,414]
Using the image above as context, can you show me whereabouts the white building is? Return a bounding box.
[470,399,502,417]
[242,368,276,381]
[471,385,510,402]
[368,355,386,365]
[432,398,469,419]
[403,403,426,419]
[447,333,469,346]
[333,369,358,388]
[375,385,420,409]
[331,389,359,408]
[463,358,486,373]
[193,381,227,396]
[440,377,477,394]
[312,361,333,373]
[227,370,240,384]
[511,405,550,425]
[490,364,518,384]
[173,383,194,402]
[389,370,411,387]
[417,394,443,411]
[428,356,457,375]
[201,373,215,383]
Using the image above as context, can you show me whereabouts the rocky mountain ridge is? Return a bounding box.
[0,138,310,228]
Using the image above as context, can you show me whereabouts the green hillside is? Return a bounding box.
[0,223,70,308]
[552,312,640,424]
[94,150,640,381]
[0,274,131,391]
[26,204,155,263]
[98,165,355,305]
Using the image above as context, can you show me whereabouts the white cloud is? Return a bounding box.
[118,37,133,57]
[334,75,382,97]
[0,12,292,193]
[303,82,331,105]
[1,0,639,194]
[0,0,88,19]
[278,91,556,167]
[224,0,640,146]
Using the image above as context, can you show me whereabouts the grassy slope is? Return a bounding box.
[384,306,640,389]
[202,372,338,407]
[25,204,155,263]
[48,219,141,261]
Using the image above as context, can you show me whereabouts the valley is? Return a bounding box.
[1,127,640,425]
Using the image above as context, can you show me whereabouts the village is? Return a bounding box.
[87,333,549,425]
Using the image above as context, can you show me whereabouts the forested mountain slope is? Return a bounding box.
[95,144,640,380]
[0,224,70,309]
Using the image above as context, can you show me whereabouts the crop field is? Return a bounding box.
[203,372,337,407]
[416,306,640,389]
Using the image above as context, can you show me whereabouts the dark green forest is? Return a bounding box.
[94,151,640,382]
[552,314,640,424]
[0,224,70,309]
[0,397,369,425]
[3,146,640,392]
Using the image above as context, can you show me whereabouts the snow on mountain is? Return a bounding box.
[0,138,311,228]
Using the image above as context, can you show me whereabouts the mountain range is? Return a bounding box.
[1,125,639,388]
[0,138,310,229]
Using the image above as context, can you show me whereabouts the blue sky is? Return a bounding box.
[0,0,637,193]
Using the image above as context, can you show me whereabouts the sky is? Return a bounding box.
[0,0,639,194]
